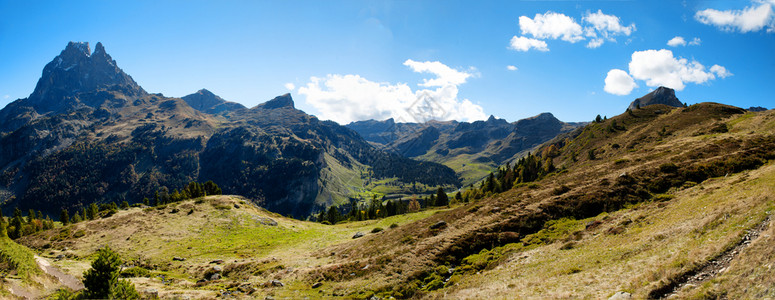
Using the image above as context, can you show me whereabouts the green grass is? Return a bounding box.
[0,236,40,282]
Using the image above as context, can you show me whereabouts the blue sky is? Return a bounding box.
[0,0,773,123]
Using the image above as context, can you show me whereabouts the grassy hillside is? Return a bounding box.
[15,104,775,299]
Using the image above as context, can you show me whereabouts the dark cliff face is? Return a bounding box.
[628,86,683,110]
[0,42,460,218]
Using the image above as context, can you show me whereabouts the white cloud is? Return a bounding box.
[604,69,638,95]
[667,36,687,47]
[583,10,636,38]
[696,1,775,32]
[507,65,518,71]
[628,49,729,90]
[298,61,487,124]
[710,64,733,78]
[519,12,584,42]
[284,83,295,91]
[508,36,549,52]
[587,38,604,48]
[403,59,474,87]
[689,37,702,45]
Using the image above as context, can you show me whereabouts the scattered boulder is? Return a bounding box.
[210,259,224,264]
[212,265,223,272]
[55,254,65,260]
[265,280,284,287]
[172,257,186,261]
[430,221,447,229]
[609,291,632,300]
[312,282,323,288]
[352,232,365,239]
[209,273,221,281]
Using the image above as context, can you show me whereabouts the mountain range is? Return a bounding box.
[0,42,463,218]
[347,113,584,185]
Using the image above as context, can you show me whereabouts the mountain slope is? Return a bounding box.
[347,113,583,185]
[18,104,775,299]
[0,42,459,218]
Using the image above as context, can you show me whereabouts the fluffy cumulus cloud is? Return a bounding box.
[403,59,473,87]
[298,61,487,124]
[604,69,637,95]
[689,37,702,45]
[507,65,518,71]
[710,65,733,78]
[695,0,775,32]
[284,83,295,91]
[667,36,687,47]
[628,49,727,91]
[519,12,584,42]
[583,10,636,48]
[509,10,634,51]
[508,36,549,52]
[604,49,732,95]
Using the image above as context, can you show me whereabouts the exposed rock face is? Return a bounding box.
[628,86,682,110]
[256,93,294,110]
[181,89,245,114]
[27,41,145,113]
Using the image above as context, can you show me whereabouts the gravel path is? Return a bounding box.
[34,255,84,291]
[651,215,771,299]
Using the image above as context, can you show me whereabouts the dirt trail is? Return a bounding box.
[651,215,771,299]
[34,255,84,291]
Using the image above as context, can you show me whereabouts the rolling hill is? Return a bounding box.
[15,99,775,299]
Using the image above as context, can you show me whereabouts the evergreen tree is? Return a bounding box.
[71,212,82,223]
[204,181,222,195]
[436,187,449,207]
[109,279,140,300]
[27,209,36,223]
[595,114,602,123]
[10,213,23,239]
[83,246,124,299]
[326,206,341,224]
[153,191,160,206]
[142,198,149,206]
[87,203,99,220]
[60,209,70,226]
[121,201,129,209]
[0,214,7,238]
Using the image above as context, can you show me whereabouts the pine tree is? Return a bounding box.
[71,211,82,223]
[60,209,70,226]
[83,246,124,299]
[121,201,129,209]
[27,209,36,223]
[0,214,7,238]
[595,114,602,123]
[87,203,99,220]
[436,187,449,207]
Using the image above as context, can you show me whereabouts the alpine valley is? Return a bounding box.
[1,42,774,300]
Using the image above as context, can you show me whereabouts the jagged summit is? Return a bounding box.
[27,41,145,113]
[181,88,245,114]
[629,86,682,110]
[256,93,295,110]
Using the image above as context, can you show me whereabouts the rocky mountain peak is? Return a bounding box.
[27,41,145,113]
[65,41,91,57]
[181,89,245,114]
[257,93,295,110]
[628,86,682,110]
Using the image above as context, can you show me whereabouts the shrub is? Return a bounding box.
[371,227,384,233]
[553,185,571,195]
[389,223,399,229]
[120,266,151,278]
